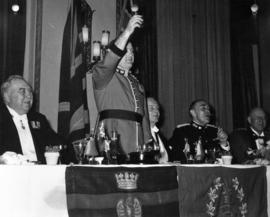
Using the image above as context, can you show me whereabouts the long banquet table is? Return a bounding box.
[0,164,269,217]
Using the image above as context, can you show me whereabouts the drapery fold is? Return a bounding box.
[58,0,93,142]
[157,0,233,137]
[0,0,26,84]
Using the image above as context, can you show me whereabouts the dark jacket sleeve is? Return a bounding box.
[229,130,251,164]
[169,128,186,163]
[29,112,76,164]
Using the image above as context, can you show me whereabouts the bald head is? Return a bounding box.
[248,107,267,134]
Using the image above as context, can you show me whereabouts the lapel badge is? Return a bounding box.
[31,121,41,129]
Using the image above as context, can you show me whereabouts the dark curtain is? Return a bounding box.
[0,0,26,84]
[157,0,233,138]
[58,0,93,142]
[116,0,158,98]
[230,0,261,129]
[133,0,158,98]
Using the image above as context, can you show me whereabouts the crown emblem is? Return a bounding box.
[115,172,139,190]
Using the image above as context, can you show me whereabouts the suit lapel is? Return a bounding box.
[1,105,23,153]
[27,113,45,163]
[27,113,38,148]
[247,128,259,150]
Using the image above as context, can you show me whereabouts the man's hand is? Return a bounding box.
[115,15,143,50]
[217,127,230,151]
[217,127,228,143]
[124,15,143,36]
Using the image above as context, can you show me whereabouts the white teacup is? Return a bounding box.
[95,157,104,165]
[45,152,59,165]
[221,155,232,165]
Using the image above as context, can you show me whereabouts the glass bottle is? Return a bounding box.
[85,129,99,164]
[183,138,193,163]
[109,130,119,164]
[96,121,110,164]
[195,137,204,163]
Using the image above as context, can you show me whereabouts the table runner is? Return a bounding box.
[66,165,179,217]
[177,166,267,217]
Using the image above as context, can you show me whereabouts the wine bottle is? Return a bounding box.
[195,137,205,162]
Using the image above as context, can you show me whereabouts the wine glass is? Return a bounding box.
[131,3,139,15]
[73,140,87,164]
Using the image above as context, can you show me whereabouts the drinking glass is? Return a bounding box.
[73,140,87,164]
[130,0,139,15]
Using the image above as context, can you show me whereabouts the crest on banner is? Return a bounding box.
[117,196,142,217]
[206,177,247,217]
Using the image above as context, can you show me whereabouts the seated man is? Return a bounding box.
[169,99,229,163]
[0,75,65,164]
[229,107,270,164]
[147,97,169,163]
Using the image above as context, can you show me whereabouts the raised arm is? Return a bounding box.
[92,15,143,90]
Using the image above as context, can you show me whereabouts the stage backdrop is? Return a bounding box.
[157,0,233,138]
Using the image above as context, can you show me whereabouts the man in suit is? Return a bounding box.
[147,97,169,163]
[169,99,230,163]
[0,75,65,164]
[229,107,270,164]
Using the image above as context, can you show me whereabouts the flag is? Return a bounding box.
[177,166,267,217]
[58,0,93,143]
[65,166,179,217]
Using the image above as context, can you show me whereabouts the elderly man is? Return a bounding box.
[147,97,169,163]
[229,107,270,164]
[169,99,229,163]
[0,75,65,163]
[92,15,152,157]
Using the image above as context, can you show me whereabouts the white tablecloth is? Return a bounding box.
[0,165,68,217]
[0,164,268,217]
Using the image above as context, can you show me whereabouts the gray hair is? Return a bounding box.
[1,75,31,103]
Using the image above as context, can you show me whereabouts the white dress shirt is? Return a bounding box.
[7,106,37,161]
[151,125,168,163]
[251,127,265,150]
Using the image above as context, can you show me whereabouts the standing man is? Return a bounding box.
[0,75,65,163]
[92,15,152,156]
[169,99,229,163]
[147,97,169,163]
[229,107,270,164]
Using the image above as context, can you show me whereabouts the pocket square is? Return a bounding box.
[31,121,41,129]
